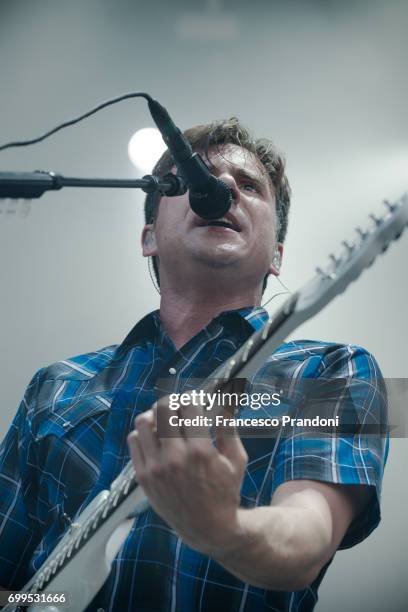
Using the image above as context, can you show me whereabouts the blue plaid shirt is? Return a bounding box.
[0,307,388,611]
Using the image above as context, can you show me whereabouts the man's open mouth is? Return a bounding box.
[200,217,241,232]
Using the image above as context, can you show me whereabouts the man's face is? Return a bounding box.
[142,144,282,289]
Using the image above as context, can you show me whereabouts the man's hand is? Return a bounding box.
[127,396,371,591]
[127,395,248,556]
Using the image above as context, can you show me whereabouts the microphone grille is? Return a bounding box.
[190,179,232,220]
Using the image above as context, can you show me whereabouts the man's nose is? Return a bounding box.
[218,173,240,205]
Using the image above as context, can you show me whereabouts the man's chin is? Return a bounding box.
[190,246,244,270]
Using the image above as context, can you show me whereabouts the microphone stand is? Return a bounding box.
[0,170,187,200]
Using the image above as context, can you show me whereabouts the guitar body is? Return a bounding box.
[3,487,148,612]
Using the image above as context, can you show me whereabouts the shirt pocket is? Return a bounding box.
[34,392,112,518]
[34,390,111,441]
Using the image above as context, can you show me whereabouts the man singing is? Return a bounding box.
[0,118,387,611]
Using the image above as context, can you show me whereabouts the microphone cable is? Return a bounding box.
[0,92,155,152]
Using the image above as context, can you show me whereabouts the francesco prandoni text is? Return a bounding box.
[166,391,340,428]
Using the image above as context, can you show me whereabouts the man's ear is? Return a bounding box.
[268,243,284,277]
[141,224,157,257]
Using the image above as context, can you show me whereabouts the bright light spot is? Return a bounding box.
[128,128,167,174]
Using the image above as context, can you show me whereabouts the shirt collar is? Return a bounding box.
[118,306,269,353]
[234,306,269,331]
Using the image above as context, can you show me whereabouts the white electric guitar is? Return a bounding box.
[3,194,408,612]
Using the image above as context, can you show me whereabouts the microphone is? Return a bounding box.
[147,98,232,220]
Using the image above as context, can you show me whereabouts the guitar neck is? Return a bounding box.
[210,293,299,382]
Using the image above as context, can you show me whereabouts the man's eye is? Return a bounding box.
[242,182,258,193]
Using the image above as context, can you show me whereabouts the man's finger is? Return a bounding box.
[127,430,146,478]
[155,396,187,455]
[215,410,248,466]
[134,410,161,463]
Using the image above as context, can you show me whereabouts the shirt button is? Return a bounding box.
[62,421,71,428]
[168,367,177,375]
[97,609,105,612]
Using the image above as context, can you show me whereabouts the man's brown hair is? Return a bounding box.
[144,117,291,290]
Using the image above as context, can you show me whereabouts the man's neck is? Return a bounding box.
[159,285,262,349]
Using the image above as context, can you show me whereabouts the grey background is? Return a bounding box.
[0,1,407,610]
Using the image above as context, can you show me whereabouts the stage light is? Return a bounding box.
[128,128,167,174]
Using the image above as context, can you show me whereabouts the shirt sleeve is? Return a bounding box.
[0,370,44,588]
[271,345,389,549]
